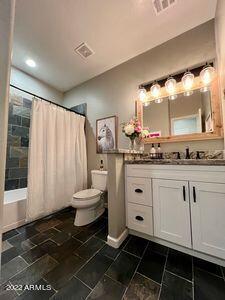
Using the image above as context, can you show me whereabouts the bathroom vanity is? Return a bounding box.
[125,159,225,264]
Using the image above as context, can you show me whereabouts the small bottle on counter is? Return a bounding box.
[150,143,156,159]
[100,159,104,171]
[157,143,163,159]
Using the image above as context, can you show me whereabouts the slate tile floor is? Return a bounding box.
[1,207,225,300]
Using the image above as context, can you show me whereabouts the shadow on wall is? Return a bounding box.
[70,103,107,187]
[70,103,87,116]
[86,119,107,187]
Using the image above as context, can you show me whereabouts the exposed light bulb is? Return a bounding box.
[169,94,177,101]
[26,58,36,68]
[155,98,163,104]
[200,65,216,92]
[165,77,177,95]
[201,86,210,93]
[138,87,147,102]
[184,90,193,97]
[143,101,150,107]
[182,71,194,91]
[150,82,161,98]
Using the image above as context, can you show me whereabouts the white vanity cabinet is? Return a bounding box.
[190,182,225,259]
[125,164,225,260]
[152,179,191,248]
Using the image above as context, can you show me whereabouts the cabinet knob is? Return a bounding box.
[135,188,143,193]
[135,215,144,221]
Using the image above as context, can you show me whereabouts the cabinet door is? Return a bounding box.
[153,179,191,248]
[190,182,225,259]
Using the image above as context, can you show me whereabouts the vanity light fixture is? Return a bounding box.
[200,64,216,92]
[165,76,177,100]
[155,98,163,104]
[150,81,161,98]
[168,94,177,100]
[143,101,150,107]
[138,87,147,102]
[150,81,163,104]
[182,71,194,96]
[25,58,36,68]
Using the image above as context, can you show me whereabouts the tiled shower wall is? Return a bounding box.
[5,93,32,191]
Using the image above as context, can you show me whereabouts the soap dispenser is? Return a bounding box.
[100,159,104,171]
[150,144,156,159]
[157,143,162,159]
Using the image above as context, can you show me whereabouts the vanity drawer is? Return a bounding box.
[127,203,153,235]
[126,177,152,206]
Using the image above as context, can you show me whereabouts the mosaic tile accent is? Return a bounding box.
[5,94,32,191]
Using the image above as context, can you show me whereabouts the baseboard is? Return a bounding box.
[3,219,26,233]
[107,228,128,249]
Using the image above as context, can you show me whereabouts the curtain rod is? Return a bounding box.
[10,84,85,117]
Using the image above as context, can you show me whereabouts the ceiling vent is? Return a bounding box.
[152,0,177,15]
[75,42,94,59]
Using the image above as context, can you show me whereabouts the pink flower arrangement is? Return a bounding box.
[122,117,150,140]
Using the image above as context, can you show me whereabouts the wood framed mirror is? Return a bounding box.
[136,76,223,144]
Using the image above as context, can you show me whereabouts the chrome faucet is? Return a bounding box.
[173,152,181,159]
[196,151,205,159]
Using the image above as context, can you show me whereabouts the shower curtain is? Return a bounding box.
[26,98,87,221]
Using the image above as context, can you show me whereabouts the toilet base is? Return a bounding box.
[74,203,105,226]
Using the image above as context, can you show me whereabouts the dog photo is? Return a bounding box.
[96,116,117,153]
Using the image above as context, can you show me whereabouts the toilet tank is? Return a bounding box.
[91,170,108,191]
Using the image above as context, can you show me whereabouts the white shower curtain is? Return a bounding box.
[26,98,87,221]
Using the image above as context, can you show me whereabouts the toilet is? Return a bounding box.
[72,170,108,226]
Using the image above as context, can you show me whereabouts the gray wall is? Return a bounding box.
[0,0,15,259]
[11,67,63,104]
[64,20,224,184]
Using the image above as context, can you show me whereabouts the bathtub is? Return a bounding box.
[3,188,27,233]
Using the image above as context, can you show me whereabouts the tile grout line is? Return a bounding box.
[165,269,194,284]
[157,247,169,300]
[121,249,143,259]
[72,240,109,280]
[135,271,161,287]
[221,266,225,282]
[106,235,131,262]
[74,275,93,292]
[120,240,149,299]
[80,245,117,299]
[3,253,58,289]
[0,256,30,288]
[74,242,105,263]
[193,265,224,280]
[192,256,195,300]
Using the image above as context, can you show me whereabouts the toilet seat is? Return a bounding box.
[72,188,102,209]
[73,188,101,200]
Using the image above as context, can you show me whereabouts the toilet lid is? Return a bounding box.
[73,189,101,200]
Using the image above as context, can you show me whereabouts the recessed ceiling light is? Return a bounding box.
[26,59,36,67]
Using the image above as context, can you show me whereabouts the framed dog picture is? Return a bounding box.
[96,116,118,153]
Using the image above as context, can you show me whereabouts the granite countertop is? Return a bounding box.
[125,159,225,166]
[102,149,143,154]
